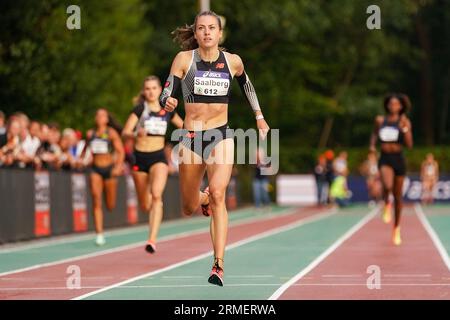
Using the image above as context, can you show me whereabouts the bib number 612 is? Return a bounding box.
[204,88,218,95]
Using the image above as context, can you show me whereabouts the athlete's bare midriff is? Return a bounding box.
[92,153,114,167]
[380,143,403,154]
[135,136,165,153]
[184,102,228,130]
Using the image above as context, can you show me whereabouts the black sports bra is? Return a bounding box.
[378,117,404,144]
[89,129,113,154]
[132,102,174,137]
[181,49,232,104]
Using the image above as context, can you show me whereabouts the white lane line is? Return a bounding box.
[415,203,450,271]
[0,207,299,278]
[321,275,363,278]
[0,206,268,253]
[4,282,450,291]
[161,275,275,279]
[228,275,274,278]
[384,274,431,278]
[72,208,337,300]
[268,206,380,300]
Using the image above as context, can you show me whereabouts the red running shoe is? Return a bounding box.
[208,258,224,287]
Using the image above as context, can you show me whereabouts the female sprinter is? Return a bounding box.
[85,109,124,246]
[420,153,439,205]
[159,11,270,286]
[122,76,183,254]
[370,94,413,245]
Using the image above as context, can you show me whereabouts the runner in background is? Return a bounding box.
[420,153,439,205]
[122,75,183,254]
[83,109,125,246]
[370,93,413,246]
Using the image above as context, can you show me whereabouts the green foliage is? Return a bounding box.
[0,0,448,147]
[0,0,151,131]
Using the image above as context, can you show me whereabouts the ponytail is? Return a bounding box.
[172,11,225,51]
[172,24,198,51]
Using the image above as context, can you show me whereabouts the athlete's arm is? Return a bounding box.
[229,53,270,139]
[369,116,383,152]
[159,52,188,112]
[110,128,125,175]
[400,115,413,149]
[230,54,262,116]
[170,112,184,129]
[79,130,93,160]
[122,112,139,140]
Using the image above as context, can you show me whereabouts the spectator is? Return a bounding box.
[0,117,21,167]
[314,155,328,206]
[421,153,439,205]
[17,120,41,168]
[333,151,348,176]
[59,133,75,171]
[330,168,351,208]
[0,111,6,149]
[35,123,61,170]
[324,149,335,204]
[253,147,271,209]
[360,151,382,206]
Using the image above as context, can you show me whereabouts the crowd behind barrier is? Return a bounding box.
[0,169,186,244]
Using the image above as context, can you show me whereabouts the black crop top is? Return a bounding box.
[88,129,113,155]
[132,102,174,136]
[378,117,404,144]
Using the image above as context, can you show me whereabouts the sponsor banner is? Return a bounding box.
[34,171,51,236]
[276,174,317,206]
[72,173,88,232]
[277,174,450,205]
[347,175,450,203]
[126,175,138,224]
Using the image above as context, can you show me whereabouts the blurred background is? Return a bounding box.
[0,0,449,203]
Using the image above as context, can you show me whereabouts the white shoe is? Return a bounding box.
[95,234,106,246]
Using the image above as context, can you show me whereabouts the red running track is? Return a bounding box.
[279,206,450,300]
[0,207,323,300]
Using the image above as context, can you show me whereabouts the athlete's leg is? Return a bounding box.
[380,165,395,223]
[148,162,169,243]
[178,144,208,215]
[205,138,234,268]
[89,172,104,234]
[393,175,405,227]
[104,177,118,211]
[380,166,394,202]
[392,175,405,245]
[132,171,151,213]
